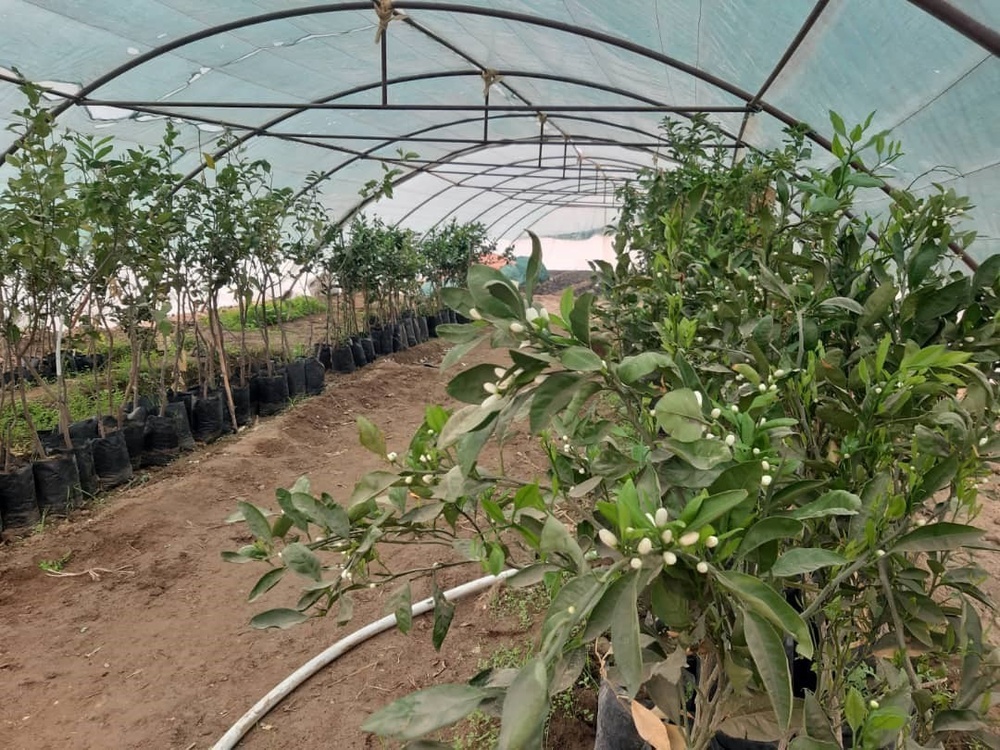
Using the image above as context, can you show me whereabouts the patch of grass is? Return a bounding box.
[477,640,534,672]
[452,711,500,750]
[38,551,72,573]
[217,295,325,332]
[489,584,551,631]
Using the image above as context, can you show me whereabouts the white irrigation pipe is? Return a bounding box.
[212,568,518,750]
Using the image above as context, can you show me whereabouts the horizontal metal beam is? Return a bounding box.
[80,99,748,114]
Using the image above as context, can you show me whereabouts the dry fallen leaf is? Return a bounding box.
[631,700,674,750]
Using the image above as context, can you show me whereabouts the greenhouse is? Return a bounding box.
[1,2,999,749]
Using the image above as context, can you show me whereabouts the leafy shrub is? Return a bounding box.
[232,114,1000,749]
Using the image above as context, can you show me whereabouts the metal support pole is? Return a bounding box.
[380,33,389,106]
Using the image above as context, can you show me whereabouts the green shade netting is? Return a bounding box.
[0,1,995,255]
[500,255,550,286]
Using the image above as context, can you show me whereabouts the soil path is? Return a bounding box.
[0,335,549,750]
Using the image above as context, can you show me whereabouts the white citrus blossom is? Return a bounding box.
[694,391,703,407]
[468,308,482,320]
[731,405,740,413]
[696,561,709,574]
[869,700,880,710]
[711,407,721,419]
[758,383,767,393]
[725,433,736,447]
[661,529,673,544]
[773,369,785,378]
[494,367,507,379]
[761,460,770,471]
[386,451,398,462]
[525,307,539,322]
[655,508,669,527]
[915,518,927,527]
[662,551,677,566]
[979,437,988,446]
[630,557,643,570]
[404,476,413,485]
[705,535,719,549]
[598,528,618,549]
[679,531,700,547]
[752,447,760,456]
[875,549,886,557]
[509,321,526,334]
[637,538,653,556]
[483,381,499,394]
[422,475,434,484]
[761,474,773,487]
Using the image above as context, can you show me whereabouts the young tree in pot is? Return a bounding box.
[184,145,271,432]
[2,83,82,457]
[72,123,185,432]
[229,116,1000,750]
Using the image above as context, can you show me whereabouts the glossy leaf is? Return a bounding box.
[743,609,793,732]
[770,548,846,577]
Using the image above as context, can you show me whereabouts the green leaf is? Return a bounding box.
[432,581,455,650]
[829,110,846,137]
[860,282,898,329]
[238,500,273,542]
[738,518,805,557]
[357,416,387,458]
[810,195,840,214]
[248,567,286,603]
[559,346,604,372]
[715,571,813,658]
[439,334,486,370]
[250,608,309,630]
[803,691,839,744]
[617,351,675,384]
[446,363,505,404]
[654,388,706,442]
[686,489,749,530]
[290,492,350,538]
[497,660,549,749]
[770,548,847,577]
[560,286,575,326]
[388,582,413,634]
[361,684,497,741]
[611,572,643,697]
[892,522,984,553]
[529,372,583,433]
[439,403,497,449]
[539,515,586,573]
[845,687,866,733]
[743,610,793,732]
[820,296,864,315]
[789,490,862,520]
[349,470,400,508]
[569,292,593,345]
[281,542,323,581]
[434,322,482,344]
[524,231,543,303]
[664,437,731,470]
[932,709,985,732]
[912,456,958,502]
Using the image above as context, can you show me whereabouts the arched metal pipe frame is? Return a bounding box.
[0,0,990,266]
[393,153,657,230]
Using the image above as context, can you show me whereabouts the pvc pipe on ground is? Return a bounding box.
[212,568,518,750]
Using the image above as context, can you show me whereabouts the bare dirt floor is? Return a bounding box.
[0,294,597,750]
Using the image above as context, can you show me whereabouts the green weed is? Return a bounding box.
[38,551,72,572]
[488,585,550,631]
